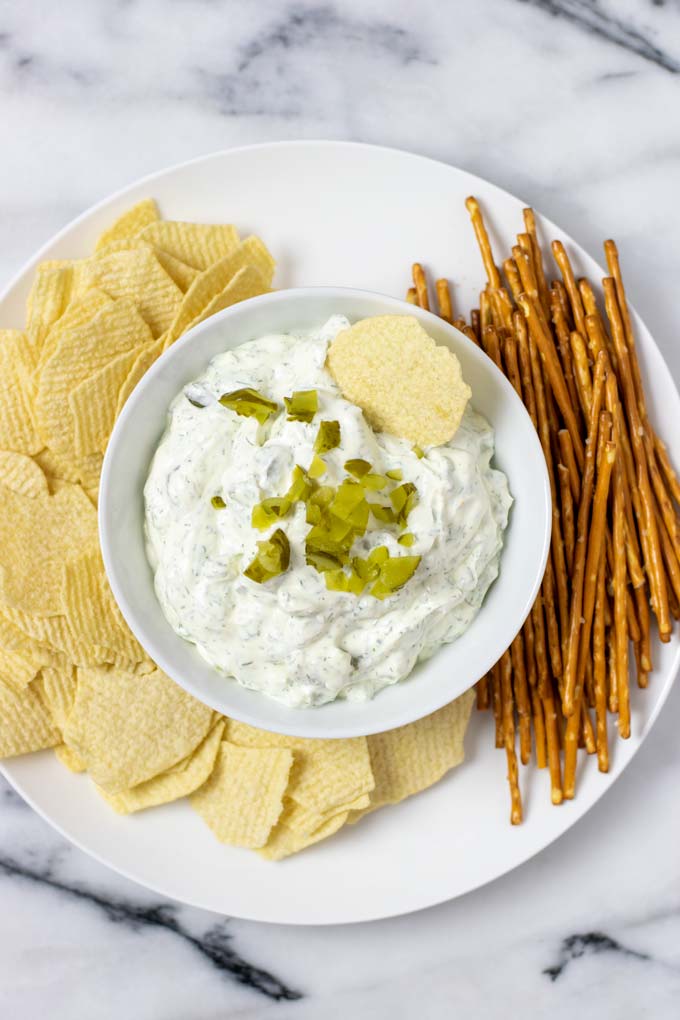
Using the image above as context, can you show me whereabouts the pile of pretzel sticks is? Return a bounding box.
[405,197,680,822]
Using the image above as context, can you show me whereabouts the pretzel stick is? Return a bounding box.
[452,317,466,331]
[552,279,573,329]
[491,288,514,332]
[476,676,490,710]
[634,582,652,676]
[482,325,502,370]
[558,429,581,502]
[647,440,680,560]
[511,630,532,765]
[654,434,680,507]
[550,287,583,425]
[593,549,609,771]
[604,240,645,418]
[531,685,547,768]
[519,293,585,471]
[558,463,576,572]
[503,257,522,302]
[542,688,563,804]
[465,196,502,289]
[470,308,481,342]
[565,431,616,797]
[406,287,418,305]
[514,246,541,307]
[503,334,523,398]
[605,368,648,590]
[551,240,587,337]
[499,649,522,824]
[460,323,480,347]
[412,263,430,310]
[480,289,493,329]
[491,663,503,748]
[562,352,607,716]
[655,502,680,610]
[613,445,630,738]
[522,208,551,319]
[435,279,453,323]
[603,278,671,641]
[569,331,594,420]
[581,702,596,755]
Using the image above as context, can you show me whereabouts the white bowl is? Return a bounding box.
[100,288,550,738]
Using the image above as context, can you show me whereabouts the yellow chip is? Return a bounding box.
[35,298,153,454]
[26,264,77,352]
[76,249,182,338]
[54,743,86,772]
[36,288,113,374]
[165,237,275,343]
[94,198,160,251]
[33,666,77,731]
[327,315,472,446]
[0,606,102,668]
[63,665,214,793]
[149,248,199,292]
[138,221,240,271]
[61,548,146,662]
[190,739,292,848]
[98,720,225,814]
[69,344,150,456]
[164,265,269,352]
[0,680,60,757]
[350,691,475,822]
[0,482,98,616]
[225,719,373,816]
[0,647,42,693]
[0,330,42,454]
[114,335,165,419]
[0,451,48,498]
[258,800,349,861]
[285,791,370,837]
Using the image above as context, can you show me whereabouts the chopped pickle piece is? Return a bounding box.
[370,554,421,600]
[306,544,348,572]
[330,480,366,519]
[398,532,416,547]
[307,454,327,479]
[219,387,278,425]
[324,568,349,593]
[369,503,397,525]
[361,473,388,491]
[385,468,403,481]
[344,458,372,478]
[314,420,341,454]
[243,528,290,583]
[284,389,318,422]
[309,485,334,508]
[211,495,226,509]
[306,503,322,525]
[367,545,390,567]
[390,482,419,526]
[286,465,314,503]
[251,495,291,531]
[413,445,425,459]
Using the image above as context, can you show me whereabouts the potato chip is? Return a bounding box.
[61,549,146,662]
[327,315,472,446]
[63,665,213,793]
[35,298,153,454]
[0,482,98,616]
[164,265,269,351]
[75,249,182,338]
[36,288,113,374]
[149,248,198,292]
[94,198,160,251]
[0,606,103,668]
[0,611,54,661]
[165,237,275,343]
[33,666,77,731]
[349,691,475,822]
[0,680,60,757]
[258,800,349,861]
[284,791,370,838]
[54,743,86,772]
[98,720,225,815]
[190,740,292,848]
[114,335,166,419]
[0,330,42,454]
[0,647,42,693]
[26,264,77,352]
[69,344,151,456]
[138,221,240,271]
[0,451,48,498]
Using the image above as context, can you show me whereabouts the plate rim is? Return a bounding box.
[1,139,679,924]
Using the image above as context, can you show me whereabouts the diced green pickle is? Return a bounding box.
[243,528,290,583]
[344,458,372,478]
[307,454,327,479]
[385,468,403,481]
[251,496,291,531]
[219,387,278,425]
[370,554,421,599]
[314,420,341,454]
[398,532,416,547]
[369,503,397,524]
[361,473,388,491]
[284,389,318,422]
[211,495,226,509]
[390,482,419,526]
[413,445,425,459]
[286,465,314,503]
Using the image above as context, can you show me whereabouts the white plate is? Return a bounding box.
[1,142,678,925]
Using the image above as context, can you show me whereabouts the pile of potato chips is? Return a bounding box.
[0,199,473,859]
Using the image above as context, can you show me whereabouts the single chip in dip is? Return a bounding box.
[327,314,472,446]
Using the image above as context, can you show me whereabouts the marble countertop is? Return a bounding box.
[1,1,679,1016]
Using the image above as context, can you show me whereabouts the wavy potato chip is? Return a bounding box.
[327,314,472,446]
[0,647,43,693]
[61,549,145,662]
[139,221,240,271]
[26,264,78,352]
[54,743,86,772]
[190,740,292,848]
[36,288,113,375]
[258,800,349,861]
[94,198,160,251]
[76,249,182,338]
[63,666,214,793]
[0,681,60,757]
[164,265,269,352]
[98,720,225,815]
[0,331,42,454]
[33,666,77,731]
[114,334,166,419]
[69,344,151,457]
[0,451,48,498]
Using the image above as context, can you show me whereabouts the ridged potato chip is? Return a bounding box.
[327,314,472,446]
[258,800,350,861]
[0,647,43,693]
[26,264,78,351]
[33,666,77,731]
[0,330,42,454]
[139,221,240,271]
[69,344,151,457]
[76,249,182,338]
[98,720,225,815]
[63,665,214,793]
[114,335,166,419]
[94,198,160,251]
[0,451,48,498]
[191,740,292,848]
[54,743,86,772]
[0,681,60,757]
[36,288,113,374]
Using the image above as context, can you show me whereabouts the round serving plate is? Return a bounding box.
[1,141,678,925]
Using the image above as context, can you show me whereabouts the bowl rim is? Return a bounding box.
[99,285,551,737]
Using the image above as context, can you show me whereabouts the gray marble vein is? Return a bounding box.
[1,0,680,1017]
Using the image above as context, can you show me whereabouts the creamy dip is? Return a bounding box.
[144,316,512,707]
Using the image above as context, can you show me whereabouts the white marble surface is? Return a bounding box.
[1,0,680,1016]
